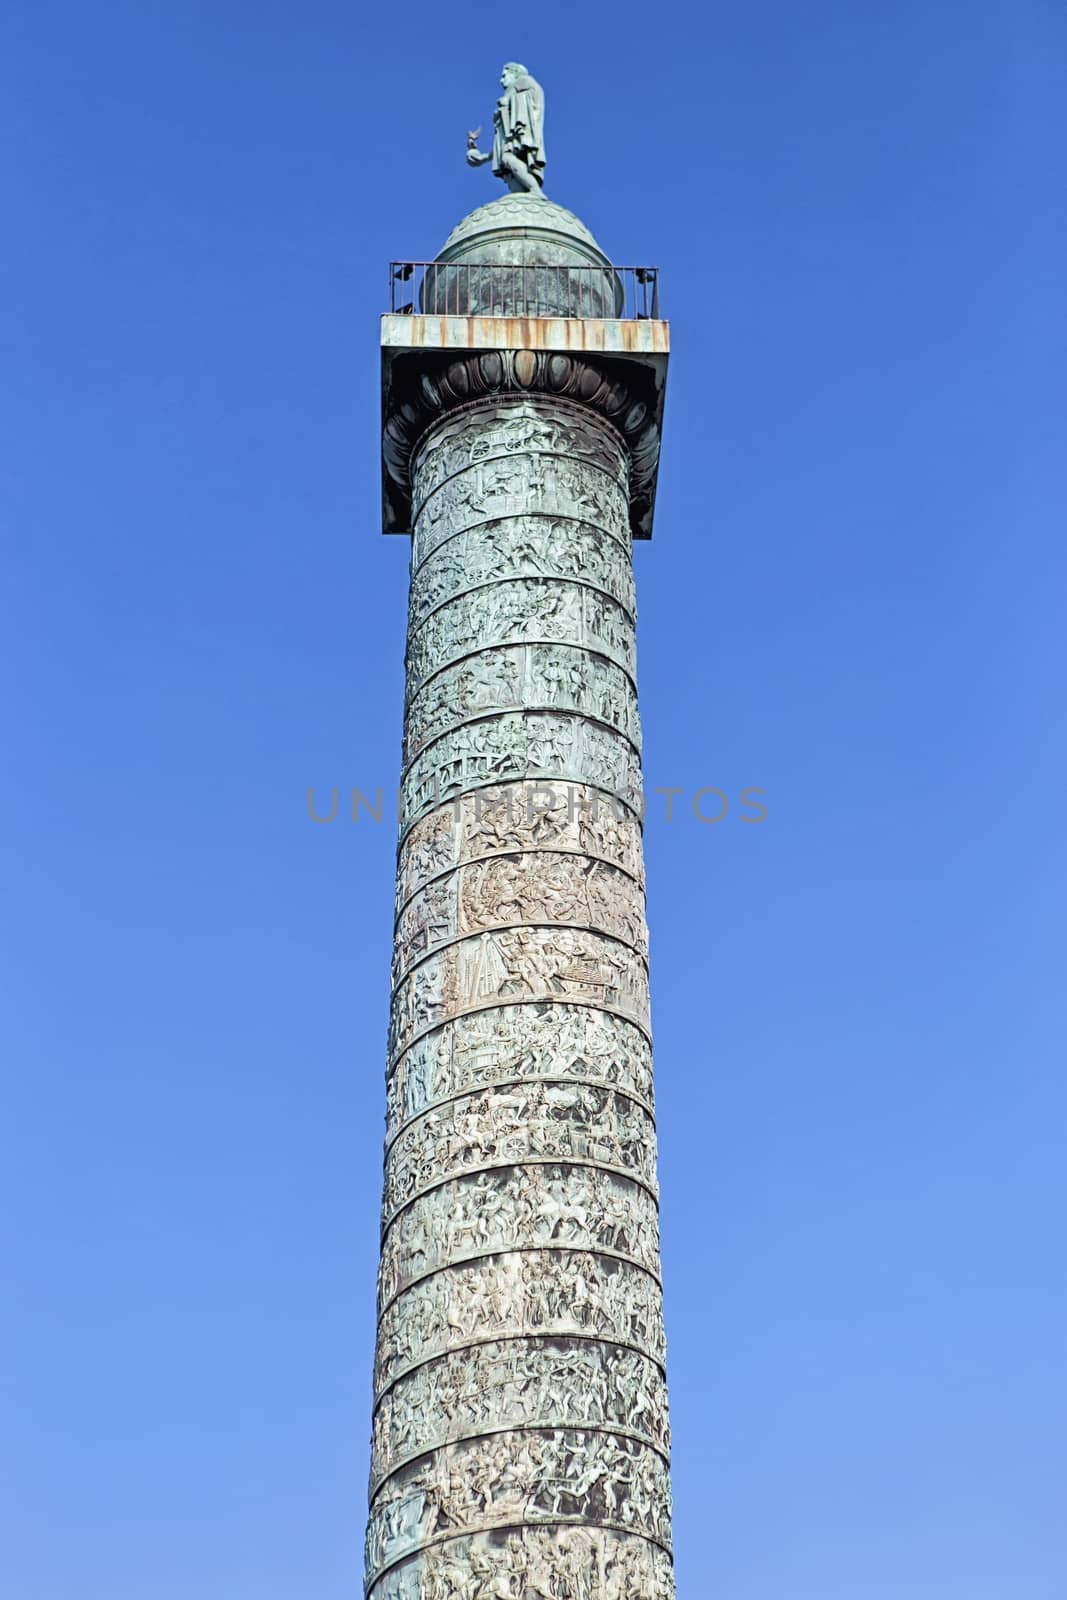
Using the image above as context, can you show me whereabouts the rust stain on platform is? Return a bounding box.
[381,314,670,358]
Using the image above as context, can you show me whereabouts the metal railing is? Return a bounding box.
[388,261,661,321]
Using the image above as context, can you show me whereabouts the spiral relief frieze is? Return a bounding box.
[385,1004,654,1139]
[369,378,672,1596]
[396,789,645,912]
[408,515,636,628]
[365,1426,672,1582]
[376,1165,663,1312]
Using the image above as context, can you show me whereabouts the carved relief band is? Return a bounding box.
[367,1525,676,1600]
[371,1336,670,1487]
[408,514,636,629]
[385,1003,655,1139]
[388,925,649,1060]
[400,712,644,829]
[381,1079,658,1221]
[393,849,647,986]
[406,576,637,694]
[410,400,629,506]
[396,788,645,912]
[412,455,632,565]
[374,1249,666,1392]
[403,643,640,762]
[365,1426,672,1583]
[377,1165,663,1313]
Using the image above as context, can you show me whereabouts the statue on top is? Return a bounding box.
[466,63,546,196]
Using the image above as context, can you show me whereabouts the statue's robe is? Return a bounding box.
[492,73,546,187]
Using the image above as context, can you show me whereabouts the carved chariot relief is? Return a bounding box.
[388,925,649,1060]
[367,1524,676,1600]
[396,788,644,910]
[365,1426,672,1582]
[370,1337,670,1486]
[377,1166,662,1312]
[386,1004,654,1135]
[399,713,644,828]
[392,851,648,987]
[374,1248,666,1392]
[408,516,636,627]
[381,1080,658,1220]
[405,576,637,694]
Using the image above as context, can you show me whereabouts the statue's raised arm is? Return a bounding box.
[465,63,546,196]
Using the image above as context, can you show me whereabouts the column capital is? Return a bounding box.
[381,318,669,540]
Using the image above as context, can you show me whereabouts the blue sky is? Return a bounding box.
[3,3,1065,1596]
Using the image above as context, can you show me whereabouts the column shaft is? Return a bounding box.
[367,392,675,1600]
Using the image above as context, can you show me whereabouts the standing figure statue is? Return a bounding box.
[466,63,546,195]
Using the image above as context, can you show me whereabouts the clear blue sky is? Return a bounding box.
[3,3,1065,1596]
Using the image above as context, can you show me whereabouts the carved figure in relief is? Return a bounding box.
[546,519,590,581]
[468,788,566,856]
[465,931,510,1001]
[407,551,462,629]
[501,518,555,577]
[406,809,456,884]
[393,879,453,980]
[387,1028,446,1124]
[522,713,573,776]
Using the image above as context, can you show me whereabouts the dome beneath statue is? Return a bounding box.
[438,193,608,265]
[424,194,620,319]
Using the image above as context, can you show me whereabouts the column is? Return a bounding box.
[367,367,674,1600]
